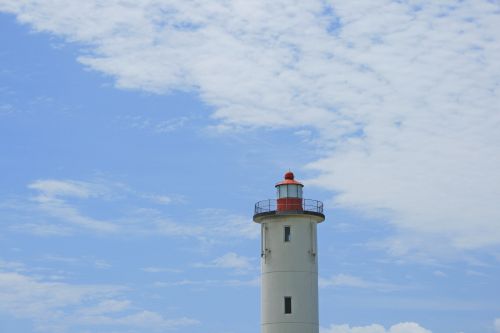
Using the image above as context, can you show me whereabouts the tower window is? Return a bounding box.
[284,226,291,242]
[284,296,292,314]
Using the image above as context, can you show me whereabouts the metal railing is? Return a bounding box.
[254,199,324,215]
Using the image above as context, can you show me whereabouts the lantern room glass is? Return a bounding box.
[276,184,303,198]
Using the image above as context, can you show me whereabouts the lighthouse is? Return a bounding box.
[253,171,325,333]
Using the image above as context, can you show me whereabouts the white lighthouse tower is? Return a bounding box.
[253,171,325,333]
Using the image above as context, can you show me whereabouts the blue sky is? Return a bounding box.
[1,1,500,333]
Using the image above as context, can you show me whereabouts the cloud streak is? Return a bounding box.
[319,274,401,292]
[154,277,260,288]
[193,252,256,274]
[3,178,259,246]
[28,179,119,233]
[0,271,198,332]
[320,322,432,333]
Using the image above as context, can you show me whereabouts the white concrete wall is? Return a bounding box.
[259,214,323,333]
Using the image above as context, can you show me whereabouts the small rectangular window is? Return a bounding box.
[284,296,292,314]
[284,226,291,242]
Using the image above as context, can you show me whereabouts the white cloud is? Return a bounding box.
[94,259,112,269]
[76,299,132,316]
[433,270,447,278]
[197,208,260,240]
[28,179,101,199]
[0,271,198,332]
[321,324,386,333]
[495,318,500,333]
[154,277,259,288]
[73,310,199,330]
[5,178,258,247]
[9,222,73,236]
[39,254,115,272]
[321,322,432,333]
[142,267,182,273]
[116,114,191,134]
[0,259,26,272]
[117,115,191,134]
[28,179,118,233]
[143,194,172,205]
[0,103,14,115]
[210,252,253,270]
[1,1,499,253]
[319,274,400,292]
[0,271,121,327]
[111,206,258,242]
[320,274,370,289]
[194,252,255,273]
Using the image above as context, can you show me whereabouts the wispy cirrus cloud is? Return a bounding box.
[193,252,256,274]
[320,322,432,333]
[116,114,192,134]
[319,273,401,292]
[3,178,258,245]
[127,207,258,241]
[1,1,499,255]
[141,266,182,274]
[0,271,198,332]
[0,259,26,272]
[27,179,118,233]
[154,277,259,288]
[14,178,178,235]
[40,254,111,271]
[0,103,14,115]
[28,179,104,198]
[196,208,260,240]
[9,222,73,236]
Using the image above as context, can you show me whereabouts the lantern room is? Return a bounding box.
[253,171,324,221]
[275,171,303,211]
[276,171,303,198]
